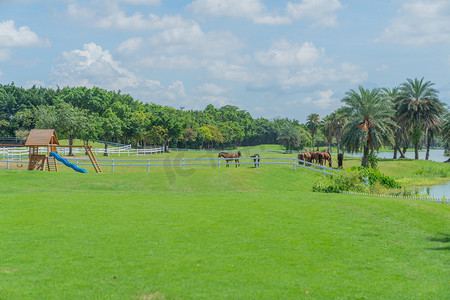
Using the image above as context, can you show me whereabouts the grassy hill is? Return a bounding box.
[0,155,448,299]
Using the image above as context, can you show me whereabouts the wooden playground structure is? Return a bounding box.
[23,129,102,173]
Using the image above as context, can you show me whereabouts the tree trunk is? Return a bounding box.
[69,136,73,156]
[425,136,431,160]
[361,145,369,167]
[414,142,419,159]
[393,145,397,159]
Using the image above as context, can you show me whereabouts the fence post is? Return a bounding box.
[323,166,325,178]
[182,158,185,170]
[119,148,121,157]
[293,157,296,170]
[147,158,150,172]
[218,157,220,168]
[6,155,10,170]
[111,159,115,173]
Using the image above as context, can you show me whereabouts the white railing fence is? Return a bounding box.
[0,146,165,157]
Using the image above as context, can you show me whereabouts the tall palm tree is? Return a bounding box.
[322,114,334,153]
[396,77,444,159]
[306,113,320,151]
[332,106,350,155]
[425,120,441,160]
[382,87,408,159]
[442,111,450,155]
[342,87,395,167]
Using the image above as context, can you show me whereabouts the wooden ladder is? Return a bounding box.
[85,146,102,173]
[46,157,58,172]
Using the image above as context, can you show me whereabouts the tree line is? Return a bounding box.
[0,77,449,166]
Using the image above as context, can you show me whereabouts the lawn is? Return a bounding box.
[0,152,449,299]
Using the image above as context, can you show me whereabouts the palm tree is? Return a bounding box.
[322,114,334,153]
[342,86,396,167]
[332,106,350,155]
[396,77,444,159]
[442,112,450,155]
[382,87,408,159]
[424,120,441,160]
[306,113,320,151]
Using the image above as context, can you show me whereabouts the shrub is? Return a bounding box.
[367,154,378,169]
[413,167,448,178]
[312,170,366,193]
[349,166,401,189]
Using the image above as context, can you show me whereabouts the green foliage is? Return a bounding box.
[312,170,366,193]
[367,154,378,169]
[341,87,396,167]
[349,166,401,189]
[413,166,448,178]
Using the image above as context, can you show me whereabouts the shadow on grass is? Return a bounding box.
[428,232,450,251]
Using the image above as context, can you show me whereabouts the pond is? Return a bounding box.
[346,149,448,162]
[416,181,450,199]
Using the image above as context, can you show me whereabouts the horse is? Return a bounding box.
[250,154,260,168]
[322,152,332,167]
[218,151,241,167]
[337,153,343,168]
[297,152,304,165]
[310,152,323,165]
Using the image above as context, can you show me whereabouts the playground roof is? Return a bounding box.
[25,129,59,146]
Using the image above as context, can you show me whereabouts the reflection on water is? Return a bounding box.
[347,149,448,162]
[416,181,450,198]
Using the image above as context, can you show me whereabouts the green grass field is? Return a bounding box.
[0,151,449,299]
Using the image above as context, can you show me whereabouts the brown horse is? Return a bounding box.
[321,152,332,167]
[218,151,241,167]
[310,152,323,165]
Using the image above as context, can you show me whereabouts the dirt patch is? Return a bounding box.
[0,267,19,274]
[134,292,166,300]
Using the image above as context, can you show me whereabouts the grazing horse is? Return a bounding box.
[250,154,260,168]
[322,152,332,167]
[297,152,304,165]
[218,151,242,167]
[337,153,344,168]
[310,152,323,165]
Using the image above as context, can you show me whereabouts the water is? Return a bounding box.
[416,181,450,198]
[347,149,448,162]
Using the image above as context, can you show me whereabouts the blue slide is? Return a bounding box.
[50,152,88,173]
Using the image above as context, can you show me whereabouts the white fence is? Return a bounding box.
[340,191,449,205]
[0,146,165,157]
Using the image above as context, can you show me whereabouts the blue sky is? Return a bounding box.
[0,0,449,122]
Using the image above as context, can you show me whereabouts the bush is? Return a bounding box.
[413,166,448,178]
[367,154,378,169]
[349,166,401,189]
[312,170,366,193]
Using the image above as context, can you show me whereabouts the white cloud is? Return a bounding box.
[0,49,11,62]
[118,0,161,5]
[187,0,342,27]
[286,0,343,27]
[196,83,229,95]
[116,37,143,55]
[206,60,252,82]
[67,3,193,31]
[254,40,324,67]
[51,43,139,90]
[377,0,450,45]
[187,0,266,19]
[376,64,389,71]
[0,20,49,48]
[302,89,337,109]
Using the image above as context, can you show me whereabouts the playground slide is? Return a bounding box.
[49,152,88,173]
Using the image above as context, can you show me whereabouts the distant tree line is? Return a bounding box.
[1,77,448,166]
